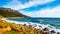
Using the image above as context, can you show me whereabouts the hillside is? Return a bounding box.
[0,8,29,17]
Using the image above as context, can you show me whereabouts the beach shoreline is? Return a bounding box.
[0,18,60,34]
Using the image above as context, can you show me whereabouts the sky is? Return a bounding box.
[0,0,60,17]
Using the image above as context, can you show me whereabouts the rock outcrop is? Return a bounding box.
[0,19,60,34]
[0,20,44,34]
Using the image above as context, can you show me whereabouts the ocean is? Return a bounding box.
[5,18,60,32]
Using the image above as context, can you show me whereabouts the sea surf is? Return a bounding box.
[3,18,60,33]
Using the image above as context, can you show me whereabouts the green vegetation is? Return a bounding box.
[0,8,29,17]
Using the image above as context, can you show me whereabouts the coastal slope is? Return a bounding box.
[0,8,29,17]
[0,19,59,34]
[0,19,44,34]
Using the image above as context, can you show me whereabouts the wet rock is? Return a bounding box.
[50,30,56,34]
[38,25,42,27]
[43,27,49,31]
[57,32,60,34]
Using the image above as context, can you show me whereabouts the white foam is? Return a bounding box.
[2,18,60,33]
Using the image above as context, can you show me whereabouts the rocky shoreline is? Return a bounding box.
[0,19,60,34]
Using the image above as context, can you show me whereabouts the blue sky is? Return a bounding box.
[0,0,60,17]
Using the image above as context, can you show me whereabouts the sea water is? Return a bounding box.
[5,18,60,32]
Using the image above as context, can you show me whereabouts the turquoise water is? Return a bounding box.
[6,18,60,31]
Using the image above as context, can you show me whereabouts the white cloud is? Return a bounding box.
[3,0,57,17]
[19,0,55,9]
[21,6,60,17]
[3,0,55,10]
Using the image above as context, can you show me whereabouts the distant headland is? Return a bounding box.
[0,7,29,18]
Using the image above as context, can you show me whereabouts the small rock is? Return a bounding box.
[39,25,42,27]
[44,32,50,34]
[29,25,32,27]
[57,32,60,34]
[50,30,56,34]
[43,27,49,31]
[23,24,26,26]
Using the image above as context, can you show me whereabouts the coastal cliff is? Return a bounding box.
[0,8,29,17]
